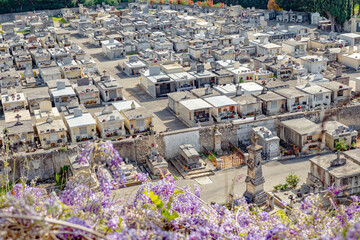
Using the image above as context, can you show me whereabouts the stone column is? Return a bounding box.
[243,132,268,206]
[213,125,222,153]
[216,158,222,170]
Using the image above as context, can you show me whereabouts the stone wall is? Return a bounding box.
[112,135,164,164]
[162,128,200,158]
[113,139,137,163]
[7,146,78,181]
[236,118,276,143]
[332,104,360,130]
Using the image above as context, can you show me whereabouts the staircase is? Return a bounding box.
[169,158,215,179]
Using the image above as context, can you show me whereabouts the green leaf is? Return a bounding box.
[174,189,183,195]
[150,193,159,202]
[167,196,173,209]
[169,211,179,220]
[161,209,171,219]
[118,215,122,229]
[55,173,60,183]
[156,202,164,209]
[154,198,162,206]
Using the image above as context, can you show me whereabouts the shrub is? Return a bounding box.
[274,183,288,191]
[286,172,300,188]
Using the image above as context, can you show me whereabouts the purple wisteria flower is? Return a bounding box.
[57,216,92,239]
[328,185,346,196]
[258,211,269,221]
[193,184,201,198]
[265,224,286,239]
[96,166,114,197]
[135,172,148,182]
[10,183,45,199]
[5,160,360,239]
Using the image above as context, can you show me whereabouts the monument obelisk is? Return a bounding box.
[243,132,268,206]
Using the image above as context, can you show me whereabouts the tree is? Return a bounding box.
[276,0,315,12]
[267,0,282,10]
[355,0,360,16]
[315,0,353,32]
[235,0,268,9]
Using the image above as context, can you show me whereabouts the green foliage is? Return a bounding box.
[274,183,288,191]
[232,0,267,9]
[0,0,122,14]
[273,173,300,190]
[276,0,315,12]
[143,189,182,222]
[315,0,353,30]
[0,0,75,14]
[0,181,13,195]
[16,30,30,33]
[55,165,70,190]
[58,146,68,151]
[285,172,300,188]
[335,139,348,151]
[52,17,66,23]
[207,154,216,162]
[78,0,121,7]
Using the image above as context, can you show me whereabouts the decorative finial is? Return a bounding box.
[251,132,259,146]
[131,101,136,110]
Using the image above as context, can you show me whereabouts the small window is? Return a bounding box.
[307,136,312,140]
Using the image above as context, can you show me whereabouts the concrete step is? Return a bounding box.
[187,171,215,179]
[186,169,214,176]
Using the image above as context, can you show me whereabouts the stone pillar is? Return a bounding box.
[320,104,325,122]
[269,194,274,210]
[243,132,268,206]
[216,158,222,170]
[213,125,222,153]
[287,195,294,214]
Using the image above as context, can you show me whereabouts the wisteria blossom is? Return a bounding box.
[0,175,360,239]
[1,146,360,239]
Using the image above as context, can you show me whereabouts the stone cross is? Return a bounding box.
[15,113,21,123]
